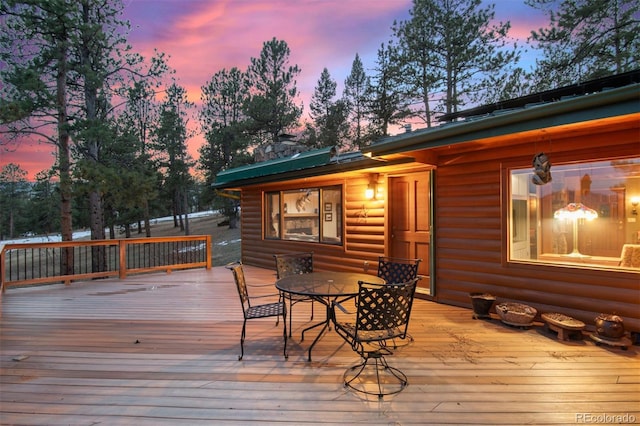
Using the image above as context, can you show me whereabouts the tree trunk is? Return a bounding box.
[57,40,73,276]
[144,199,151,237]
[81,2,105,272]
[8,209,14,239]
[176,192,184,231]
[183,189,190,235]
[90,191,106,272]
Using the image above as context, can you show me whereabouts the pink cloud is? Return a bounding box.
[3,0,547,180]
[1,138,57,180]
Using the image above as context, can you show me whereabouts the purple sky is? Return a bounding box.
[2,0,547,180]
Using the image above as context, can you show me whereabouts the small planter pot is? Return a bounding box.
[594,313,625,339]
[590,313,632,350]
[469,293,495,319]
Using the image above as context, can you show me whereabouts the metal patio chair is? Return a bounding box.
[332,278,418,398]
[377,256,422,284]
[274,252,314,337]
[377,256,421,348]
[228,262,287,360]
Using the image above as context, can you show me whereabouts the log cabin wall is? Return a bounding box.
[431,127,640,332]
[239,173,388,275]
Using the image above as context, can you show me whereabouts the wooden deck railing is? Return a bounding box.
[1,235,212,293]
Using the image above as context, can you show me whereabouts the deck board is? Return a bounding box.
[1,266,638,425]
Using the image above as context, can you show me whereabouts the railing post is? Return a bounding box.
[1,248,5,295]
[206,235,212,270]
[119,239,127,279]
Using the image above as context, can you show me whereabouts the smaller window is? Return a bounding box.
[283,189,320,242]
[264,186,343,245]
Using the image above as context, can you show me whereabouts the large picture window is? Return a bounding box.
[509,157,640,270]
[264,186,342,244]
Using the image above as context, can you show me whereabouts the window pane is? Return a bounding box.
[321,187,342,244]
[283,189,320,242]
[509,157,640,270]
[265,192,280,239]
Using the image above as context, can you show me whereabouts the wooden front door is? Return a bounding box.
[389,171,432,293]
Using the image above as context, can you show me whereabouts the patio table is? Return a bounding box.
[276,271,384,361]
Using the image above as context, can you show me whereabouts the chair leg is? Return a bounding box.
[239,320,247,361]
[283,308,288,359]
[288,296,293,337]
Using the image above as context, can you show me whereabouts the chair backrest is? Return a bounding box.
[354,279,418,343]
[230,263,250,314]
[377,256,421,284]
[620,244,640,268]
[274,252,314,279]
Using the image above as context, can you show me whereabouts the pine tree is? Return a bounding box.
[343,54,372,149]
[0,0,76,250]
[28,170,61,236]
[1,0,168,265]
[117,78,163,237]
[393,0,520,120]
[527,0,640,89]
[199,67,251,177]
[368,42,411,137]
[151,83,193,234]
[198,67,250,228]
[244,38,302,144]
[308,68,349,149]
[0,163,29,239]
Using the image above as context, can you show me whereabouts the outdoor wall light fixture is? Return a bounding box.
[365,183,376,200]
[631,197,639,215]
[554,202,598,257]
[365,174,379,200]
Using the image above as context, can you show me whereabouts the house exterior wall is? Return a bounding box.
[239,173,389,274]
[235,119,639,333]
[432,125,640,332]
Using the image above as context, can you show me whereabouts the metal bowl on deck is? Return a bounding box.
[594,313,625,339]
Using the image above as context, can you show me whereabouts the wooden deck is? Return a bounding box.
[1,266,638,425]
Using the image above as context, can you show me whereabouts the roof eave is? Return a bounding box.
[211,156,414,190]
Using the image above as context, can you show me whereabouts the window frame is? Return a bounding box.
[264,185,343,245]
[506,155,640,272]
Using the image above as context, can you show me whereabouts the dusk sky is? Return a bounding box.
[1,0,548,180]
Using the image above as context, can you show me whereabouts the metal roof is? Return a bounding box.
[437,69,640,122]
[212,146,397,189]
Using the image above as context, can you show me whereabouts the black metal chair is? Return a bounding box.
[332,278,418,398]
[274,252,314,337]
[377,256,422,284]
[228,262,287,361]
[377,256,421,348]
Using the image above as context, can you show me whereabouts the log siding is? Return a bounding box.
[431,125,640,332]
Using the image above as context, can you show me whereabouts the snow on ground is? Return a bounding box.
[0,211,217,251]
